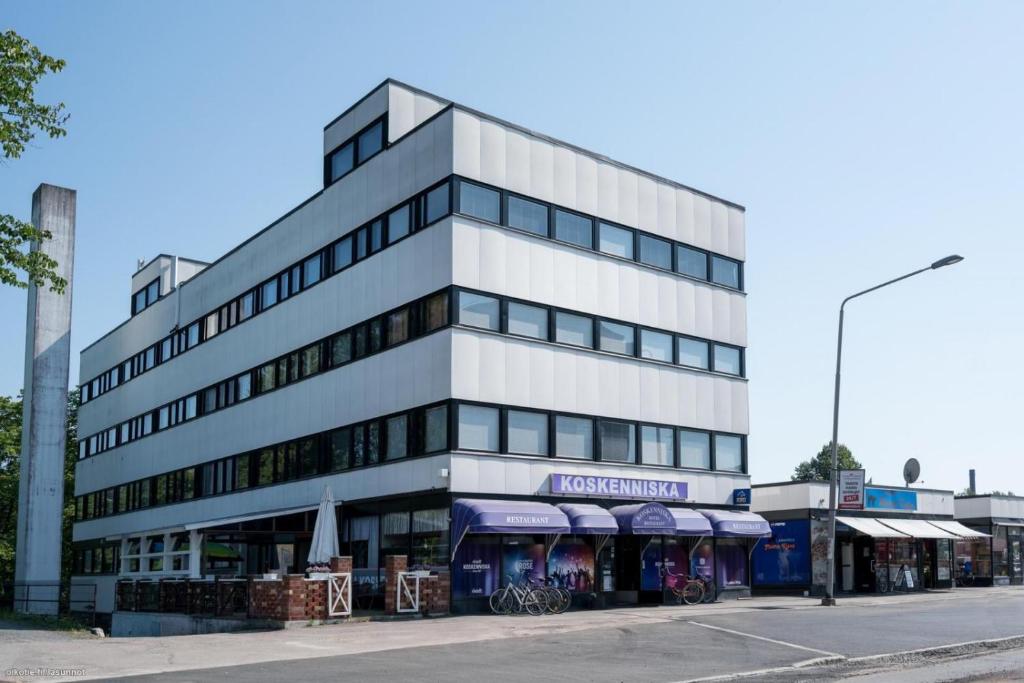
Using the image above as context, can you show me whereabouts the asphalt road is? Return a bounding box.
[110,592,1024,683]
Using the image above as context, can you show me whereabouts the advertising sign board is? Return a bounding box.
[838,469,866,510]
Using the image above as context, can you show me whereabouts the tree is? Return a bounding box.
[1,29,69,293]
[957,488,1015,497]
[792,442,862,481]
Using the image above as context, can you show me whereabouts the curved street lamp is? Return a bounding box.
[821,254,963,606]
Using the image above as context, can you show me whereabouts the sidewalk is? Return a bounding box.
[1,587,1019,683]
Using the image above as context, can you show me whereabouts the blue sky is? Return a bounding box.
[3,1,1021,493]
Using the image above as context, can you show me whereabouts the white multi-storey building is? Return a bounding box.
[71,80,763,614]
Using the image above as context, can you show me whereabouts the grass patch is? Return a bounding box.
[0,609,91,632]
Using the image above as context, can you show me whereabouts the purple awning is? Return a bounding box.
[698,509,772,537]
[556,504,619,535]
[667,508,714,535]
[611,502,678,535]
[451,499,570,558]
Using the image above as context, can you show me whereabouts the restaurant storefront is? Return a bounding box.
[955,495,1024,586]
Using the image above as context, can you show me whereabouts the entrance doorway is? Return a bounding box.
[853,536,875,592]
[840,541,854,592]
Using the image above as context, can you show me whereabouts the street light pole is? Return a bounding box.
[821,254,963,607]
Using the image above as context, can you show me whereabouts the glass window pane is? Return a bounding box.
[302,345,321,377]
[639,235,672,270]
[598,420,635,463]
[677,246,708,280]
[598,320,635,355]
[303,254,321,288]
[555,416,593,460]
[367,422,380,465]
[641,425,674,466]
[239,292,254,321]
[678,338,709,370]
[133,289,147,314]
[507,196,548,236]
[237,373,251,401]
[712,256,741,289]
[261,279,277,309]
[714,345,742,375]
[507,302,548,340]
[331,332,352,365]
[458,405,499,452]
[330,143,354,181]
[554,209,593,248]
[370,220,383,253]
[507,410,548,456]
[424,292,449,331]
[598,223,633,259]
[204,313,218,340]
[555,312,593,348]
[458,182,500,223]
[640,329,673,362]
[425,182,450,225]
[424,405,448,453]
[146,280,159,304]
[386,415,408,460]
[355,227,368,260]
[679,430,711,469]
[387,309,410,346]
[388,204,410,243]
[329,428,350,471]
[457,292,499,330]
[356,121,383,163]
[715,434,744,472]
[333,236,353,271]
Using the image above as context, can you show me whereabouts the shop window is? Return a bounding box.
[386,414,408,460]
[457,291,500,331]
[715,434,744,472]
[598,222,633,259]
[388,204,411,243]
[679,429,711,469]
[678,337,709,370]
[554,209,593,249]
[452,535,500,598]
[424,182,450,225]
[555,415,593,460]
[711,255,741,289]
[638,234,672,270]
[424,405,448,453]
[507,195,548,236]
[641,425,674,466]
[714,344,742,375]
[381,512,411,566]
[458,405,499,452]
[717,539,748,588]
[458,181,500,223]
[598,320,635,356]
[676,245,708,280]
[411,509,449,569]
[555,311,593,348]
[640,329,673,363]
[598,420,635,463]
[507,301,548,340]
[507,410,548,456]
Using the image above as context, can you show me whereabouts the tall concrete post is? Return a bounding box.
[14,184,76,615]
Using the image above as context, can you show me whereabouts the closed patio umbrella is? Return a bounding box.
[307,486,339,569]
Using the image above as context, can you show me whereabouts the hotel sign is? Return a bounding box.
[550,473,688,501]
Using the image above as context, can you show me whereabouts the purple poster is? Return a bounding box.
[661,543,688,591]
[502,540,545,586]
[453,537,500,598]
[691,540,714,581]
[717,542,748,587]
[641,541,688,591]
[547,540,594,592]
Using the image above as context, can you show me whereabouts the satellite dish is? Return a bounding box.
[903,458,921,487]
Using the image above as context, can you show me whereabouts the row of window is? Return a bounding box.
[131,277,160,316]
[453,178,744,290]
[455,288,745,376]
[72,541,121,575]
[78,288,451,460]
[80,177,454,405]
[324,115,386,186]
[455,402,746,472]
[76,400,746,523]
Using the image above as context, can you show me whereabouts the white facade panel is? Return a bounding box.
[753,482,955,517]
[322,82,388,154]
[387,82,448,143]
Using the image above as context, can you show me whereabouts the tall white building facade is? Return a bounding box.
[71,80,760,613]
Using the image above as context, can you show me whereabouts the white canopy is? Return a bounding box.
[877,518,957,539]
[836,516,909,538]
[929,520,991,539]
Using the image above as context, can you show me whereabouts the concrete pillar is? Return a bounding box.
[14,184,76,615]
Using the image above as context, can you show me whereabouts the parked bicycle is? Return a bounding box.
[662,568,707,606]
[489,570,549,616]
[528,576,571,614]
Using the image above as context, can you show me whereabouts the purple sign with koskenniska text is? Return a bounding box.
[551,473,688,501]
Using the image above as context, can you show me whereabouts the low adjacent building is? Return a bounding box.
[954,495,1024,586]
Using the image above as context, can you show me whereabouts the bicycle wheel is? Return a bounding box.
[556,588,571,613]
[702,582,717,603]
[525,588,548,616]
[681,580,704,606]
[489,589,510,614]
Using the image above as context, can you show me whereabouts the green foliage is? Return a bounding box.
[957,488,1015,497]
[791,442,862,481]
[0,29,69,293]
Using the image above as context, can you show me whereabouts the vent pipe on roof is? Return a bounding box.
[969,469,976,496]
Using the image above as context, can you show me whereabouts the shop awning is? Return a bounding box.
[836,516,909,538]
[698,510,772,537]
[928,520,991,539]
[877,518,957,539]
[611,502,678,535]
[667,508,714,535]
[556,504,619,535]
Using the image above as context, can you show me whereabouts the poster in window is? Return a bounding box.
[502,538,545,586]
[661,542,688,591]
[717,542,748,587]
[547,539,595,592]
[690,540,714,581]
[453,536,500,599]
[811,517,830,588]
[752,519,811,585]
[641,541,662,591]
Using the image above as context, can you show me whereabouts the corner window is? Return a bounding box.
[330,143,354,181]
[555,416,593,460]
[598,223,633,259]
[507,410,548,456]
[641,425,674,466]
[678,337,709,370]
[333,236,353,272]
[386,414,408,460]
[677,246,708,280]
[598,320,635,356]
[424,405,448,453]
[457,292,499,331]
[554,311,593,348]
[715,434,744,472]
[639,235,672,270]
[388,205,410,243]
[425,182,450,225]
[356,121,383,163]
[711,255,741,289]
[679,430,711,469]
[303,254,322,288]
[554,209,593,249]
[458,182,500,223]
[640,329,673,363]
[507,302,548,340]
[423,292,449,331]
[458,405,499,452]
[713,344,742,375]
[507,195,548,236]
[598,420,635,463]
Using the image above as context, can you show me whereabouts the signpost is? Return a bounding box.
[837,469,865,510]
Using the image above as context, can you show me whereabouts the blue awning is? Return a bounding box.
[451,499,570,559]
[667,508,714,535]
[556,503,619,535]
[611,502,678,535]
[698,509,772,537]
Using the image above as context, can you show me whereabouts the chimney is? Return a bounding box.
[969,469,976,496]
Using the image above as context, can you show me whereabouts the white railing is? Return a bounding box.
[327,572,352,617]
[397,570,433,614]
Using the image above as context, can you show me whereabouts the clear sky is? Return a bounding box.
[3,2,1021,494]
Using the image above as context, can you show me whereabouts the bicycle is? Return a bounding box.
[489,571,549,616]
[528,577,571,614]
[956,571,975,587]
[662,568,705,606]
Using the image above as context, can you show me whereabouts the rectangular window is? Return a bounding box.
[458,404,499,452]
[146,280,159,305]
[368,318,383,353]
[679,430,711,469]
[640,329,673,362]
[330,143,354,181]
[641,425,674,466]
[678,337,710,370]
[352,427,365,468]
[425,182,450,225]
[239,292,254,321]
[298,438,318,477]
[290,265,301,295]
[554,209,593,249]
[711,255,741,289]
[330,332,352,366]
[458,181,500,223]
[677,245,708,280]
[507,302,548,340]
[257,448,274,485]
[507,410,548,456]
[186,322,199,349]
[329,428,350,471]
[184,395,197,420]
[301,344,321,377]
[507,195,548,236]
[387,308,410,346]
[236,454,251,489]
[598,223,634,259]
[260,279,278,311]
[555,311,593,348]
[278,270,291,301]
[353,324,367,358]
[133,289,147,315]
[303,254,321,288]
[257,363,275,393]
[714,344,742,375]
[423,292,448,331]
[598,420,636,463]
[333,236,353,272]
[388,204,410,243]
[205,312,219,340]
[355,227,368,260]
[598,320,635,356]
[237,373,251,401]
[424,405,448,453]
[366,421,380,465]
[160,337,172,363]
[158,406,169,430]
[372,220,384,253]
[639,234,672,270]
[357,121,383,163]
[457,291,499,330]
[386,415,408,460]
[715,434,744,472]
[144,347,156,370]
[555,416,593,460]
